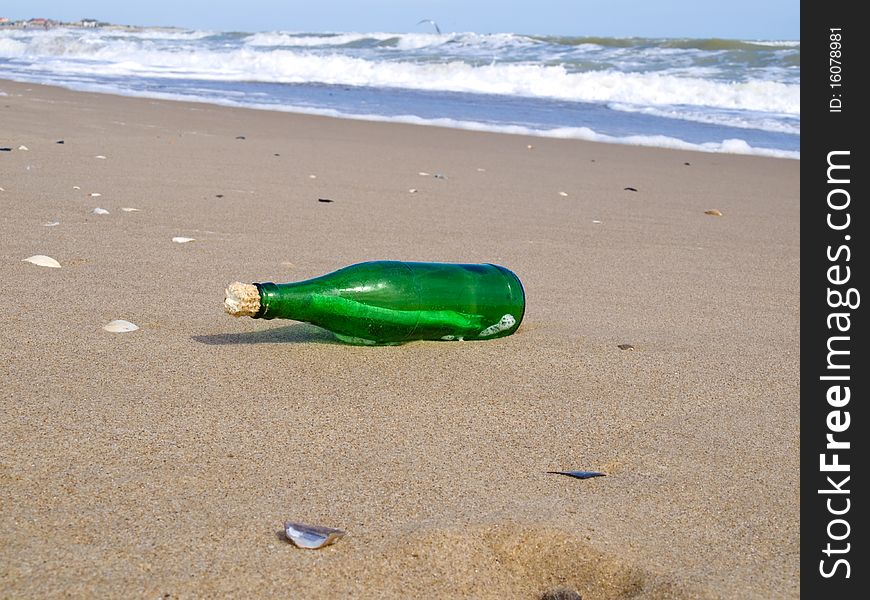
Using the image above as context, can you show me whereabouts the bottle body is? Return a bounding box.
[252,261,525,344]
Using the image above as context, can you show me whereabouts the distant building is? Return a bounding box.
[0,17,10,24]
[27,18,51,29]
[81,18,99,27]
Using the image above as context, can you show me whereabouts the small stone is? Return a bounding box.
[704,209,723,216]
[617,344,635,351]
[540,588,583,600]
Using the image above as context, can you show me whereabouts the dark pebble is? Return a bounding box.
[235,135,246,140]
[624,187,638,192]
[540,588,583,600]
[215,194,224,198]
[0,147,11,152]
[56,140,65,144]
[318,198,334,203]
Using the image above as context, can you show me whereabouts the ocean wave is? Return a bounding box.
[0,27,800,157]
[608,102,800,135]
[2,37,799,115]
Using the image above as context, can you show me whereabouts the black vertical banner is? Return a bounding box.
[802,3,866,597]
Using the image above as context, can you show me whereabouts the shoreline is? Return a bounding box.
[0,75,799,160]
[1,79,800,598]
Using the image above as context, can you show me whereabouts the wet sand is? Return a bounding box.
[0,79,800,599]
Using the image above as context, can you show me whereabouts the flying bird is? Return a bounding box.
[417,19,442,34]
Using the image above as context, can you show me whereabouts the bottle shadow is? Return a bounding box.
[193,323,340,345]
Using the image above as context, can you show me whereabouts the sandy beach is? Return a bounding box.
[1,79,800,599]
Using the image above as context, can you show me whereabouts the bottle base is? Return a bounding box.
[332,333,402,346]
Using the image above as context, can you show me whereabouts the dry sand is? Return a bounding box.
[0,79,800,599]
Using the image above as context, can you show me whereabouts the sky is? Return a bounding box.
[3,1,800,40]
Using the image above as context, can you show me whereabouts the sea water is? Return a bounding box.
[0,27,799,158]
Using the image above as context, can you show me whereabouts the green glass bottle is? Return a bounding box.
[224,261,525,345]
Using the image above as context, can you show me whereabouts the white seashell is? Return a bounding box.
[95,155,107,159]
[308,174,317,179]
[408,188,417,193]
[592,220,602,224]
[0,187,5,192]
[527,144,534,149]
[90,192,102,197]
[559,191,568,197]
[103,319,139,333]
[418,171,430,176]
[476,167,486,172]
[23,255,61,268]
[19,145,29,151]
[72,186,81,190]
[172,237,195,243]
[43,221,61,227]
[120,207,141,212]
[92,207,109,215]
[283,521,345,549]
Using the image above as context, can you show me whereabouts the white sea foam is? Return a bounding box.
[2,43,799,115]
[1,28,799,113]
[0,27,800,156]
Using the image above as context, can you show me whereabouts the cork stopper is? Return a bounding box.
[224,282,261,317]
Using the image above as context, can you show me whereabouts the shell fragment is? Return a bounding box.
[23,255,61,268]
[103,320,139,333]
[283,521,346,549]
[172,237,195,243]
[547,470,606,480]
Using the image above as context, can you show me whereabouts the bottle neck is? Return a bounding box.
[255,281,315,320]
